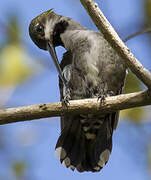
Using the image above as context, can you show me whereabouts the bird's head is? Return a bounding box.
[29,9,69,49]
[29,9,69,65]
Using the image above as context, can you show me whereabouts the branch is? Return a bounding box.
[0,90,150,125]
[80,0,151,88]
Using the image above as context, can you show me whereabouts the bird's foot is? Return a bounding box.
[97,93,106,104]
[97,89,114,104]
[62,84,71,106]
[97,82,106,104]
[62,95,70,106]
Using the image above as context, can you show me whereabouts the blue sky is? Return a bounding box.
[0,0,151,180]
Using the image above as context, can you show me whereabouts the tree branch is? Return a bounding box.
[0,90,150,125]
[80,0,151,88]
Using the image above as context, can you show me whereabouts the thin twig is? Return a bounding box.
[123,27,151,42]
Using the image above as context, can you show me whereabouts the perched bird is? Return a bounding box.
[29,9,126,172]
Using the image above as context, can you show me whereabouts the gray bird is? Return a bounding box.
[29,9,126,172]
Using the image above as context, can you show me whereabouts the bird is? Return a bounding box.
[29,9,127,172]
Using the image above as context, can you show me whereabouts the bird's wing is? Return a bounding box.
[59,51,73,131]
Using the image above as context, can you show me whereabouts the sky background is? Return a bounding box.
[0,0,151,180]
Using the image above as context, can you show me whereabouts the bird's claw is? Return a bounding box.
[97,90,115,104]
[62,95,70,107]
[97,94,106,104]
[62,84,71,107]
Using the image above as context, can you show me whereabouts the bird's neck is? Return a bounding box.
[60,29,89,51]
[58,17,87,51]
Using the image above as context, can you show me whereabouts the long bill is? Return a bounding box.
[47,41,67,86]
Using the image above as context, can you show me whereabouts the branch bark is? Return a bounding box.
[80,0,151,88]
[0,90,150,125]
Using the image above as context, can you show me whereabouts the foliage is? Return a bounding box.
[121,71,145,123]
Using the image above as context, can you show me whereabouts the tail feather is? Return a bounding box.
[55,113,115,172]
[55,115,85,169]
[69,123,85,167]
[93,115,113,171]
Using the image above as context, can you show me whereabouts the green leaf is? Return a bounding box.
[0,44,33,86]
[145,0,151,24]
[121,107,145,123]
[121,71,145,122]
[12,161,26,178]
[124,71,142,93]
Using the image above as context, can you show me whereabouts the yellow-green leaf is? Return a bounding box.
[12,161,26,178]
[121,107,145,123]
[0,44,32,86]
[124,71,142,93]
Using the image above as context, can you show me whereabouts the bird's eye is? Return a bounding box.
[35,24,44,34]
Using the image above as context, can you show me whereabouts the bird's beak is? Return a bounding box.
[47,40,59,68]
[47,40,67,85]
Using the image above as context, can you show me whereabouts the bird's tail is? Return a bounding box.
[55,113,116,172]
